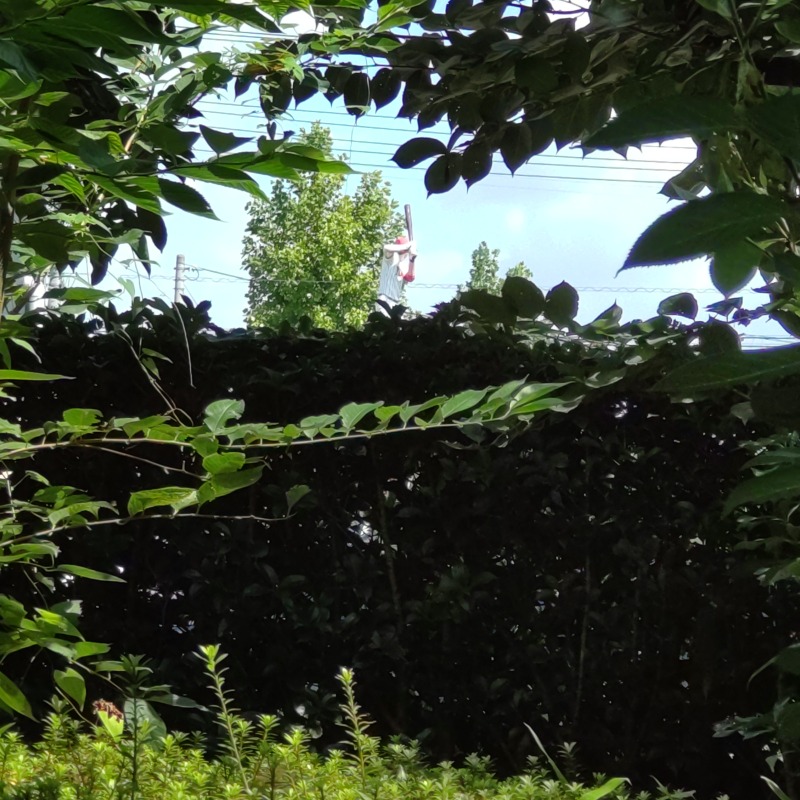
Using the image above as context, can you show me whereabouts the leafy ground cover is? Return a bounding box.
[0,651,686,800]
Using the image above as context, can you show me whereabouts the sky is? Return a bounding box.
[90,22,788,349]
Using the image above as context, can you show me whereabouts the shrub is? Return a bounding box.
[3,300,789,797]
[0,652,682,800]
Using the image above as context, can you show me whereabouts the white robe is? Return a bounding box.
[377,241,416,311]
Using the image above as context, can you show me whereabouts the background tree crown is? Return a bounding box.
[243,123,404,330]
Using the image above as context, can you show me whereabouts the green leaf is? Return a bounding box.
[0,73,41,101]
[286,484,311,513]
[657,292,698,320]
[47,288,118,305]
[710,241,760,296]
[0,369,70,382]
[147,692,202,709]
[199,125,251,154]
[339,402,382,429]
[392,137,447,168]
[698,321,741,356]
[120,415,170,437]
[205,466,263,500]
[776,644,800,676]
[777,19,800,44]
[695,0,732,18]
[460,289,517,325]
[425,154,462,194]
[462,142,493,188]
[62,408,102,427]
[762,776,793,800]
[62,5,171,45]
[500,122,533,174]
[0,418,21,436]
[96,707,124,739]
[624,192,788,268]
[545,281,579,325]
[501,277,545,318]
[724,467,800,515]
[204,399,245,433]
[124,698,166,743]
[73,641,110,659]
[509,383,568,413]
[440,389,488,419]
[157,179,218,219]
[0,41,38,82]
[202,452,246,475]
[586,95,738,148]
[515,56,557,93]
[54,668,86,710]
[399,396,447,424]
[0,671,33,718]
[127,487,197,516]
[344,72,370,116]
[747,93,800,162]
[170,164,266,201]
[90,176,161,214]
[579,778,629,800]
[654,344,800,393]
[371,68,402,109]
[58,565,125,583]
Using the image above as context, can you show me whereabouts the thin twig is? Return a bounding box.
[78,443,195,476]
[8,512,285,548]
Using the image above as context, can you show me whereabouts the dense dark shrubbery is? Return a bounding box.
[3,301,793,798]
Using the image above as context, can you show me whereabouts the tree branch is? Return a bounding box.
[8,512,286,548]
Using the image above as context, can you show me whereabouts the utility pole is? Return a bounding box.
[174,254,185,303]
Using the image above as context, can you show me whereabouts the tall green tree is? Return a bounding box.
[243,124,403,330]
[466,242,532,294]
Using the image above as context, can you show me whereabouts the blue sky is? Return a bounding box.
[93,25,787,348]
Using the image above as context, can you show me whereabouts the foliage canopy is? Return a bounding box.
[6,4,800,800]
[243,124,404,330]
[466,241,532,294]
[249,0,800,329]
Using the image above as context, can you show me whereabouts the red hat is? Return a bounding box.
[395,235,409,244]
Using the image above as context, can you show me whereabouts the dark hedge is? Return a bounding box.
[3,300,792,798]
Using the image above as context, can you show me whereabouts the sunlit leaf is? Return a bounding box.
[624,193,788,268]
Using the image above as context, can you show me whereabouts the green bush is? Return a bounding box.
[4,300,783,797]
[0,650,684,800]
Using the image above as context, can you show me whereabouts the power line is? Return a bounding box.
[192,112,692,168]
[195,101,700,151]
[188,266,757,296]
[189,146,667,186]
[187,130,683,174]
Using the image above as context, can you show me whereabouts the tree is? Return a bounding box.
[467,242,501,295]
[243,124,404,330]
[507,262,532,281]
[466,242,532,295]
